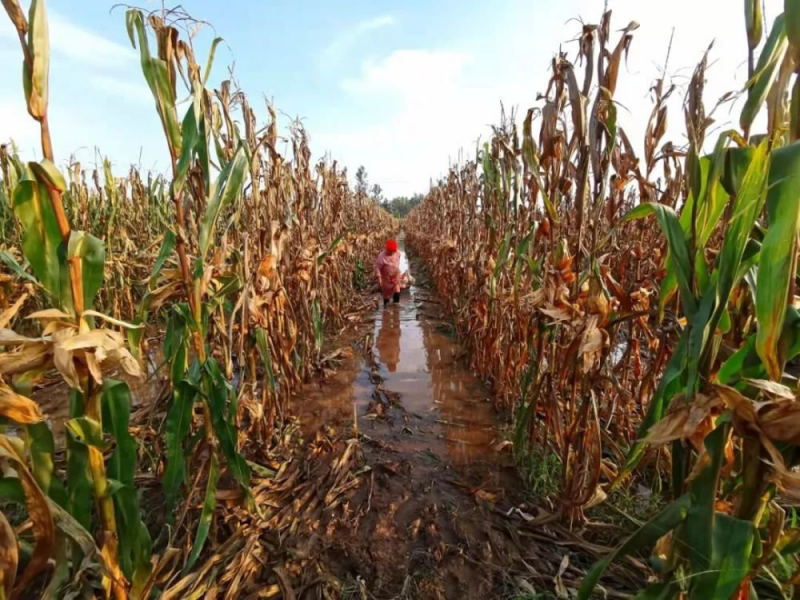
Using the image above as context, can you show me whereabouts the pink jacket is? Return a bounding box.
[375,250,403,298]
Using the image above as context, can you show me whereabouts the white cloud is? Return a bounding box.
[0,10,135,69]
[317,48,511,196]
[88,75,153,105]
[320,14,396,70]
[319,0,784,197]
[341,49,469,95]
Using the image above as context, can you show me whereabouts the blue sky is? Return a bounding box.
[0,0,782,197]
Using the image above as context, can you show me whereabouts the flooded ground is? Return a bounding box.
[288,248,643,599]
[302,281,499,467]
[294,249,537,599]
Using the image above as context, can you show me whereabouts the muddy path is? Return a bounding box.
[292,242,638,600]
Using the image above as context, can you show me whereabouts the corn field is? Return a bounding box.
[0,1,394,598]
[407,2,800,597]
[4,0,800,598]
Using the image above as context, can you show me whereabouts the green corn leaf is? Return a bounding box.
[312,297,323,350]
[67,231,105,311]
[23,0,49,120]
[203,359,251,497]
[686,139,770,393]
[741,13,788,133]
[25,422,66,507]
[101,379,152,587]
[66,390,92,531]
[202,37,224,86]
[756,141,800,379]
[163,380,197,516]
[129,229,178,357]
[199,143,248,260]
[12,174,66,307]
[184,451,218,573]
[0,477,25,503]
[624,202,696,318]
[65,416,107,450]
[722,146,756,197]
[173,101,199,194]
[686,420,729,584]
[786,0,800,65]
[490,231,512,297]
[690,513,756,599]
[779,306,800,364]
[126,9,182,157]
[29,159,65,192]
[317,234,344,265]
[255,329,277,394]
[0,250,38,284]
[577,494,692,600]
[150,230,176,287]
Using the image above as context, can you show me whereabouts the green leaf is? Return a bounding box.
[202,37,224,85]
[722,146,756,197]
[255,329,277,394]
[126,9,182,156]
[686,139,770,393]
[741,13,789,132]
[183,451,218,573]
[686,421,729,583]
[624,202,696,318]
[716,335,765,385]
[0,250,38,284]
[0,476,25,503]
[67,230,105,311]
[65,416,107,450]
[577,494,692,600]
[199,143,248,260]
[25,422,67,507]
[756,141,800,379]
[203,359,251,497]
[66,389,92,530]
[689,513,756,599]
[173,102,199,194]
[162,380,197,516]
[101,379,152,587]
[317,234,344,265]
[12,173,66,308]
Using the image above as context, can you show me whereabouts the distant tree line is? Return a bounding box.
[354,165,423,219]
[380,194,424,218]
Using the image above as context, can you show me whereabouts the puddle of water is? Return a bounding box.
[299,281,498,467]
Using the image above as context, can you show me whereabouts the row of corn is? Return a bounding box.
[0,1,395,598]
[407,2,800,597]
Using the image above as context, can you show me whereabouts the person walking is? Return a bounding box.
[375,239,408,307]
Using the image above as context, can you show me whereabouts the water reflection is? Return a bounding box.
[375,305,401,372]
[371,287,496,464]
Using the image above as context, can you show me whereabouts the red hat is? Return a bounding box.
[386,239,398,252]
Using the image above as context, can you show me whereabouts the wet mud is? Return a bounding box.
[295,254,533,599]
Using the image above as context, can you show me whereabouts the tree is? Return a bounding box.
[371,183,384,205]
[355,165,368,195]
